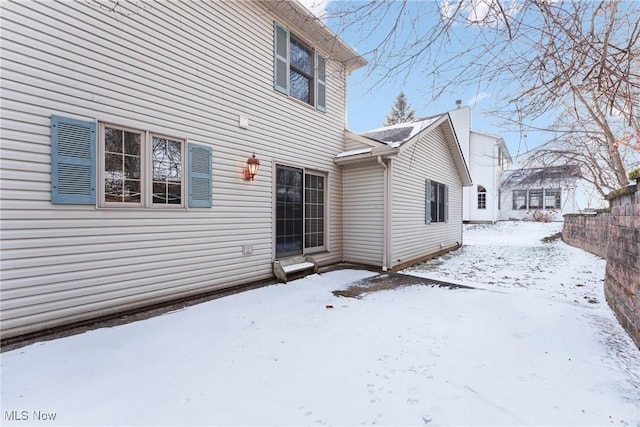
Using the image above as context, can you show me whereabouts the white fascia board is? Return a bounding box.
[334,146,398,165]
[335,147,373,158]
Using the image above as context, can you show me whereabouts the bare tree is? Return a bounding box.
[325,0,640,191]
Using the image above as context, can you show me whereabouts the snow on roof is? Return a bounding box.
[503,164,583,186]
[361,115,443,147]
[335,147,373,158]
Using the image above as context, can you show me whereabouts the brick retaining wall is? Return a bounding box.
[605,182,639,348]
[563,211,609,258]
[563,181,640,348]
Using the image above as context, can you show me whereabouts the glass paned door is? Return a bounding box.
[276,166,303,258]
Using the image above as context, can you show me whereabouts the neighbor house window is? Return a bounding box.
[511,188,562,210]
[274,22,327,111]
[513,190,527,210]
[276,165,326,258]
[49,116,212,208]
[426,179,448,223]
[528,189,543,209]
[477,185,487,209]
[545,189,561,209]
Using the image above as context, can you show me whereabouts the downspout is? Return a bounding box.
[377,155,389,271]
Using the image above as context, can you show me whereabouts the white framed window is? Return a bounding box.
[100,124,185,208]
[103,125,144,205]
[150,135,184,206]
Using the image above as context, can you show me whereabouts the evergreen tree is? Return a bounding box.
[384,91,415,126]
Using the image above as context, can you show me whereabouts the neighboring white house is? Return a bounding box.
[0,0,470,340]
[338,115,472,271]
[447,104,512,223]
[498,165,582,221]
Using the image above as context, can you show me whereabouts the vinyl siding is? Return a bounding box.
[0,0,349,338]
[390,125,464,268]
[342,162,384,267]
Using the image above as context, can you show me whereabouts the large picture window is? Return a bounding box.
[276,165,326,258]
[426,179,448,224]
[274,22,327,111]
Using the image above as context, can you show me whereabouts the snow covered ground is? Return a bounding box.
[1,222,639,426]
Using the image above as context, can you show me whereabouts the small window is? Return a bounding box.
[426,179,448,223]
[477,185,487,209]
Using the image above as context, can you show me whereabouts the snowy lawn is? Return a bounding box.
[2,222,639,426]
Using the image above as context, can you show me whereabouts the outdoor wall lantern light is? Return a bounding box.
[244,153,260,181]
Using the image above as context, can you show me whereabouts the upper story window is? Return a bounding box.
[274,22,327,111]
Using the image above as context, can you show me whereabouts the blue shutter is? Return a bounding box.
[316,53,327,112]
[274,22,289,94]
[51,116,96,205]
[188,143,212,208]
[425,179,432,224]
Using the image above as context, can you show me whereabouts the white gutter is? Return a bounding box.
[377,155,389,272]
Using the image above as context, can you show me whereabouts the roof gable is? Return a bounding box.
[338,114,472,186]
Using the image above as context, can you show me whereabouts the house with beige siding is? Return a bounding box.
[0,0,470,341]
[337,116,472,271]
